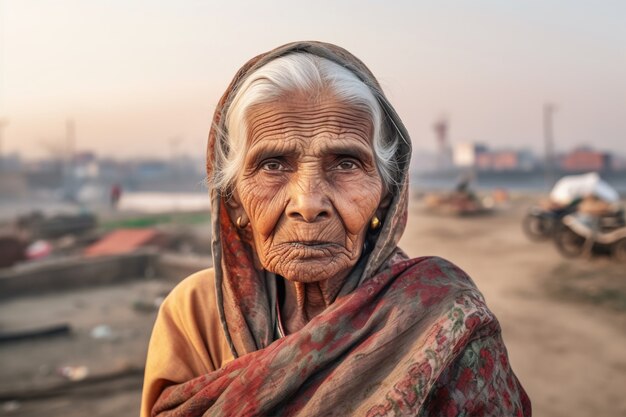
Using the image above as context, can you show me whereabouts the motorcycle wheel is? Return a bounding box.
[522,214,552,241]
[611,238,626,262]
[554,224,586,258]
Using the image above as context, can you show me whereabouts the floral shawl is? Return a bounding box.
[146,41,531,416]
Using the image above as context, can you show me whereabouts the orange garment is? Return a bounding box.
[141,269,233,417]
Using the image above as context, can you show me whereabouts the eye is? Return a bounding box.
[334,158,360,171]
[261,159,286,172]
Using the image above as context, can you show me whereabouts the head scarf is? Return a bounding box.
[151,41,530,417]
[206,41,412,357]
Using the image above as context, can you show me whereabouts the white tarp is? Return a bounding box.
[550,172,619,205]
[118,192,211,213]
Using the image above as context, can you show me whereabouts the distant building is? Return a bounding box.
[452,143,488,167]
[73,151,100,179]
[453,142,535,171]
[610,154,626,171]
[560,147,612,172]
[134,160,170,179]
[475,149,535,171]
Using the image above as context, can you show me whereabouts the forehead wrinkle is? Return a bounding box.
[251,97,368,116]
[246,100,373,146]
[251,125,371,148]
[316,135,374,154]
[247,98,359,116]
[249,111,370,132]
[248,108,372,129]
[248,117,372,148]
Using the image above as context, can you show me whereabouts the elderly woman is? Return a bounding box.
[141,41,530,417]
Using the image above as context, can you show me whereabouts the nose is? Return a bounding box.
[286,176,331,222]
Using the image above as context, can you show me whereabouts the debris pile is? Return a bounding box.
[421,173,503,216]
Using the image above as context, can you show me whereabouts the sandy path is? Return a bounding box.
[399,198,626,417]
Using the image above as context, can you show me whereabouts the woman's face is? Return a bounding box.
[233,92,385,284]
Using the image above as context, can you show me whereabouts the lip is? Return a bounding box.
[283,241,343,259]
[287,241,339,248]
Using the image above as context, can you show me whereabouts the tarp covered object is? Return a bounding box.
[84,228,161,256]
[550,172,619,204]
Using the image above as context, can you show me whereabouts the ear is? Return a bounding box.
[225,187,246,224]
[375,191,393,219]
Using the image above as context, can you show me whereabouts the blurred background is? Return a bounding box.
[0,1,625,416]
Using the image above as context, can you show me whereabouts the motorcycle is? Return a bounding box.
[554,210,626,261]
[522,199,581,242]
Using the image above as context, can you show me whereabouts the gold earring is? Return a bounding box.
[236,215,248,229]
[370,216,381,230]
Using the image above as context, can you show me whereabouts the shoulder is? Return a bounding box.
[149,267,233,371]
[142,268,228,417]
[156,268,230,365]
[160,268,217,319]
[405,256,478,289]
[396,255,487,304]
[392,255,498,337]
[418,257,500,344]
[166,267,216,299]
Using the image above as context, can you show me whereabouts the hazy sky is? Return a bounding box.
[1,0,625,159]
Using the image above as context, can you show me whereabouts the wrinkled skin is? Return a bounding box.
[230,91,386,332]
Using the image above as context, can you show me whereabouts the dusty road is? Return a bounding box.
[400,197,626,417]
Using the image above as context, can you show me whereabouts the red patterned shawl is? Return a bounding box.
[149,41,531,416]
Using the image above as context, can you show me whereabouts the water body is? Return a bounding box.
[413,170,626,196]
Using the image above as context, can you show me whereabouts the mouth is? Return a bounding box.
[282,241,343,259]
[287,241,339,249]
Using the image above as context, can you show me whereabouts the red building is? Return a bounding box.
[474,149,535,171]
[560,147,612,172]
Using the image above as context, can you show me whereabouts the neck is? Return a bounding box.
[280,275,346,334]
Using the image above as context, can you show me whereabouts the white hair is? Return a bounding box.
[212,53,399,192]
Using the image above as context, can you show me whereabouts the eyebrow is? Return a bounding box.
[319,142,375,162]
[246,145,298,167]
[245,139,375,168]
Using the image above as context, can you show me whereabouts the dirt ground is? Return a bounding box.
[0,279,170,416]
[1,196,625,416]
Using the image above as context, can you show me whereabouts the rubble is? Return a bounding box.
[16,211,97,240]
[0,207,212,415]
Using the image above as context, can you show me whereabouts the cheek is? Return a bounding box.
[334,177,383,234]
[237,179,286,237]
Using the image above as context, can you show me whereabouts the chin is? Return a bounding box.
[262,242,360,283]
[272,260,353,284]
